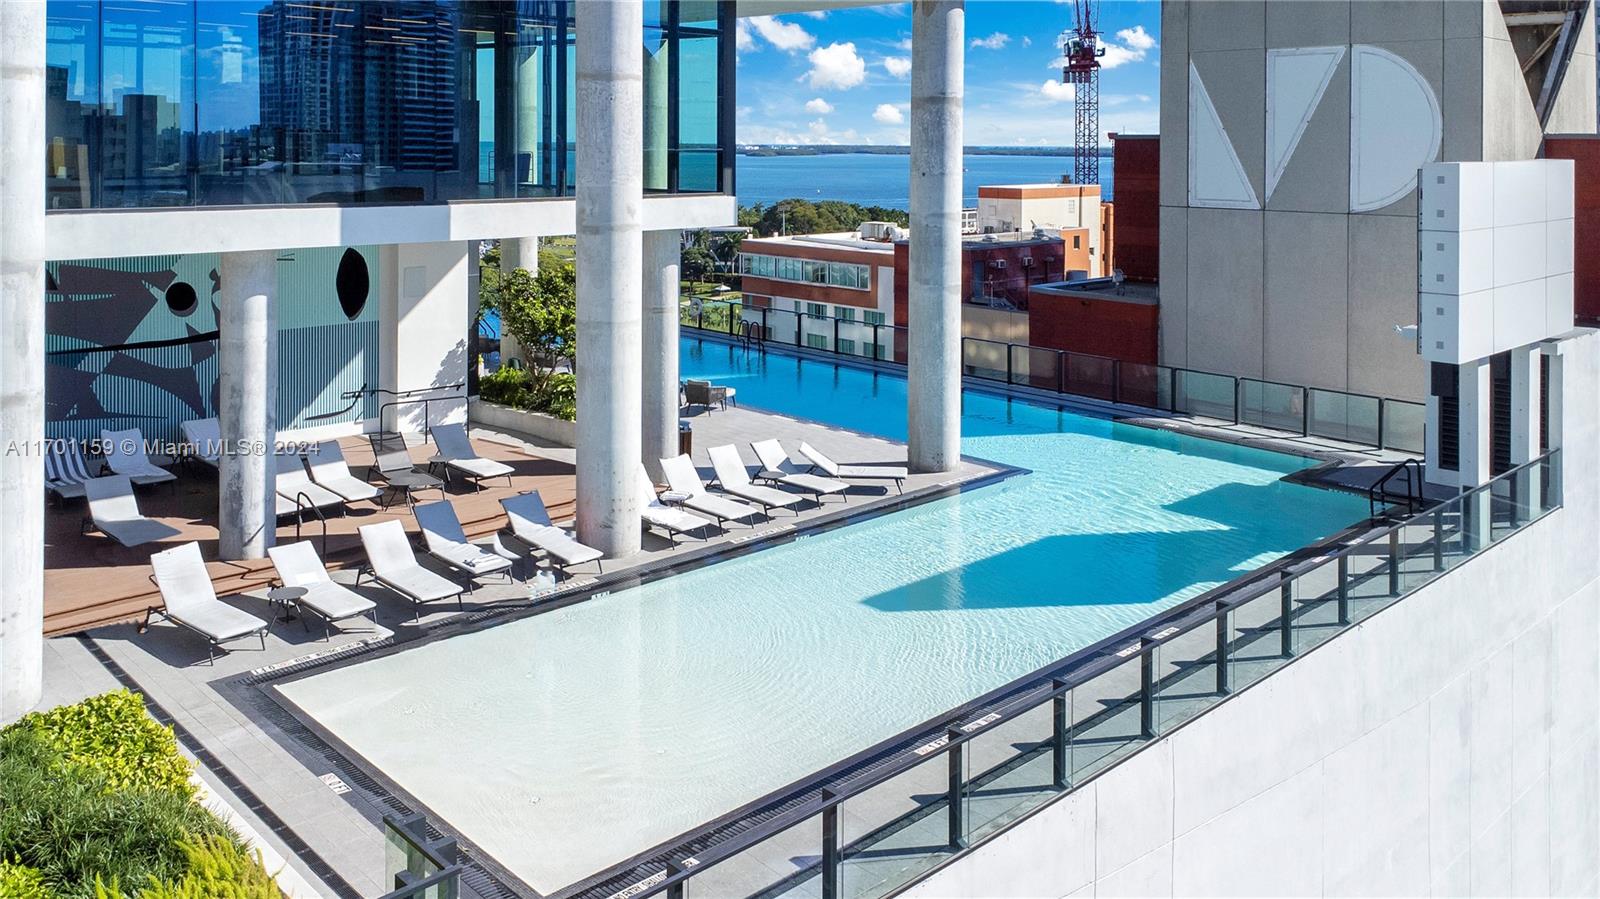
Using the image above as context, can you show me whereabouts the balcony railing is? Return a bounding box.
[679,299,1426,454]
[379,813,462,899]
[580,449,1560,899]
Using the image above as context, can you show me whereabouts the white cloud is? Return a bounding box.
[748,15,815,53]
[1022,36,1032,47]
[873,103,904,124]
[971,32,1010,50]
[802,10,827,19]
[882,55,912,78]
[805,97,834,114]
[1100,43,1144,69]
[736,20,755,53]
[890,37,913,51]
[1038,81,1076,103]
[1117,25,1156,51]
[805,42,867,90]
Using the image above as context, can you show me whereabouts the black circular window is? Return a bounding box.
[165,281,198,316]
[335,248,370,320]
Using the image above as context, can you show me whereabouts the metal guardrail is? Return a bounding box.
[679,298,1426,454]
[340,384,466,443]
[378,813,463,899]
[587,449,1559,899]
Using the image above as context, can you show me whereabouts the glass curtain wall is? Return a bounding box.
[44,0,729,210]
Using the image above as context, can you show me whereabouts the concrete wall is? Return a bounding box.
[1158,0,1596,402]
[904,328,1600,899]
[380,241,470,434]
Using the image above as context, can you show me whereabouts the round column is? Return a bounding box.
[642,230,681,479]
[218,251,278,561]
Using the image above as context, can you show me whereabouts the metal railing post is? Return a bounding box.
[1388,530,1401,597]
[1336,554,1350,625]
[760,307,769,343]
[1139,641,1155,738]
[1057,351,1067,394]
[1215,603,1231,695]
[728,304,736,336]
[795,313,803,348]
[1377,398,1388,450]
[833,316,840,353]
[1433,507,1445,571]
[1279,575,1293,657]
[820,791,839,899]
[1300,387,1310,437]
[1006,344,1015,385]
[1169,367,1180,413]
[1112,360,1122,405]
[947,729,966,849]
[666,862,686,899]
[1052,679,1069,788]
[1232,377,1241,425]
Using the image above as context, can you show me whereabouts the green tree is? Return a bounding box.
[499,259,577,399]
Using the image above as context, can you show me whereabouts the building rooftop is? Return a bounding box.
[1031,278,1160,305]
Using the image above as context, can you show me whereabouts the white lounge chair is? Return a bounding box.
[83,475,180,547]
[356,519,466,622]
[266,541,377,639]
[180,418,222,470]
[706,444,803,515]
[429,423,514,491]
[500,492,604,575]
[750,439,849,502]
[45,441,100,502]
[276,452,346,514]
[412,500,515,587]
[144,542,269,663]
[367,433,445,509]
[100,427,176,487]
[637,467,716,545]
[659,454,764,526]
[305,441,382,503]
[798,441,908,493]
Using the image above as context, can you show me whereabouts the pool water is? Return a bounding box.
[279,339,1369,894]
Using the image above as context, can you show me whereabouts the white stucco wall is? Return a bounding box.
[379,241,470,434]
[904,330,1600,898]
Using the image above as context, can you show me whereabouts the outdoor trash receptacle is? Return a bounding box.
[679,419,692,456]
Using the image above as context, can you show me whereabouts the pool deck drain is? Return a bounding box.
[35,404,1012,899]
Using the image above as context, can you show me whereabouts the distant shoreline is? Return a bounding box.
[737,145,1113,158]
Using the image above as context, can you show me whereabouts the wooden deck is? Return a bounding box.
[43,433,576,636]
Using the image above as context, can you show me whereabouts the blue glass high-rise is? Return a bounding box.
[43,0,731,210]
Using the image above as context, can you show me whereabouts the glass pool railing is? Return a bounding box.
[577,450,1560,899]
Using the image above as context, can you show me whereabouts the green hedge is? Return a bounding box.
[481,367,576,422]
[0,692,275,899]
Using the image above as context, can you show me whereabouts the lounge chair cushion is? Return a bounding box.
[306,441,382,502]
[149,543,267,642]
[413,500,513,577]
[443,456,515,480]
[707,445,802,509]
[267,540,376,621]
[798,442,909,481]
[430,423,515,479]
[379,564,465,603]
[299,581,377,621]
[637,468,714,534]
[181,419,222,466]
[100,428,176,484]
[84,475,180,547]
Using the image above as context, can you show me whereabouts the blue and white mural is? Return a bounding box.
[45,246,381,444]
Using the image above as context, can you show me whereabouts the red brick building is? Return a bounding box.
[1109,133,1158,283]
[1543,135,1600,326]
[1026,280,1159,365]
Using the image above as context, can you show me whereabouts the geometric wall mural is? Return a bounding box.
[45,246,380,445]
[1188,61,1261,209]
[1349,45,1442,213]
[1265,46,1345,202]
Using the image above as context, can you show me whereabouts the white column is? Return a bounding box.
[907,0,964,473]
[1458,358,1491,549]
[500,237,538,365]
[218,251,278,561]
[643,40,670,191]
[516,45,541,188]
[0,0,47,724]
[575,0,643,556]
[1509,345,1541,463]
[642,229,681,479]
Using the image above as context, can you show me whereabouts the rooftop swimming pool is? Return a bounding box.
[277,338,1369,895]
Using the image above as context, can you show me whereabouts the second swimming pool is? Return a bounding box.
[277,338,1370,894]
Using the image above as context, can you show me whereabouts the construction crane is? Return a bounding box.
[1060,0,1105,186]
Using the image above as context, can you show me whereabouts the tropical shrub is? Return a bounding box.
[480,367,576,422]
[13,691,191,795]
[0,862,54,899]
[0,693,272,899]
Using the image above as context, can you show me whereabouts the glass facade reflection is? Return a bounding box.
[44,0,731,210]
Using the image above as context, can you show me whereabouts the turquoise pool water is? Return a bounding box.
[280,339,1369,893]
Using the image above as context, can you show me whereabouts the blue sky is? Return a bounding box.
[735,1,1161,147]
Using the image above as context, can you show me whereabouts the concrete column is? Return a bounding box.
[1458,358,1491,550]
[907,0,964,474]
[0,0,47,724]
[218,251,278,561]
[575,0,643,555]
[1509,345,1541,463]
[642,230,681,479]
[517,45,541,187]
[643,40,670,191]
[500,237,538,365]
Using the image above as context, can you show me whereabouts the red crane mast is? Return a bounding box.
[1060,0,1105,185]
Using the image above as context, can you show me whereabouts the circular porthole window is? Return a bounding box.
[165,281,198,317]
[335,248,370,320]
